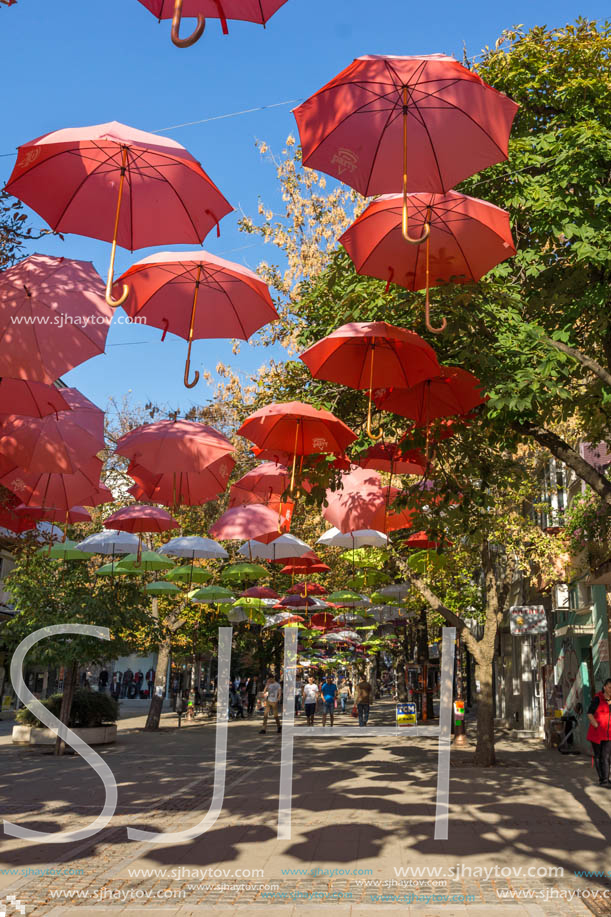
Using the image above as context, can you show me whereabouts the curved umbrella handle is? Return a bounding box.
[172,0,206,47]
[423,238,446,334]
[402,201,430,244]
[106,273,128,308]
[184,355,200,389]
[366,410,384,442]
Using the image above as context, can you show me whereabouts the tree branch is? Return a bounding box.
[543,336,611,388]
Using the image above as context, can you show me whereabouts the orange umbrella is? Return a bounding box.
[210,504,290,544]
[115,419,234,473]
[1,457,104,509]
[127,454,234,506]
[374,366,486,426]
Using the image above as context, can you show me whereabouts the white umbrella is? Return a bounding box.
[158,535,228,560]
[238,533,311,562]
[317,527,389,549]
[378,583,411,600]
[333,612,369,624]
[1,522,64,543]
[321,630,362,644]
[75,529,139,554]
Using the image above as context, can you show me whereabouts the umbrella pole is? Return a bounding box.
[423,230,446,334]
[184,267,202,388]
[402,88,430,245]
[105,147,129,308]
[62,510,68,543]
[289,420,300,493]
[366,345,383,441]
[171,0,206,47]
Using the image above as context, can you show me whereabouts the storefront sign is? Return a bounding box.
[509,605,547,635]
[397,702,417,727]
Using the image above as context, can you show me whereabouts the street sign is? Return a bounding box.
[509,605,547,635]
[397,702,417,727]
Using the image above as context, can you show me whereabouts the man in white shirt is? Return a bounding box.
[302,676,319,726]
[259,675,282,734]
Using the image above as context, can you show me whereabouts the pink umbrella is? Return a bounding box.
[115,419,234,473]
[228,462,289,509]
[85,483,115,508]
[0,255,112,383]
[104,504,179,534]
[39,505,92,524]
[209,504,290,544]
[1,457,104,509]
[0,379,70,419]
[6,122,232,307]
[117,250,278,388]
[241,585,279,600]
[323,466,414,535]
[356,443,426,476]
[127,454,235,506]
[137,0,289,48]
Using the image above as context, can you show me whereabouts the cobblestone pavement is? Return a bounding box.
[0,702,610,916]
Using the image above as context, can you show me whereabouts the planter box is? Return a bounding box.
[12,724,117,746]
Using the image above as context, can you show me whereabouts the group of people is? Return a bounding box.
[301,675,373,727]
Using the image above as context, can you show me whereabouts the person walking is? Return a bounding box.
[246,675,258,717]
[587,677,611,787]
[302,676,319,726]
[259,675,282,735]
[339,679,351,714]
[321,675,338,727]
[355,677,372,727]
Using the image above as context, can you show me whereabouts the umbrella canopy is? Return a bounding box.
[322,467,413,535]
[345,570,391,590]
[0,498,39,534]
[164,565,212,584]
[1,457,104,509]
[241,585,279,600]
[0,387,105,475]
[407,549,448,575]
[38,505,92,525]
[238,533,311,562]
[317,527,389,549]
[158,535,228,560]
[405,532,442,550]
[294,53,517,197]
[38,538,94,561]
[85,483,115,508]
[279,551,330,575]
[326,590,371,609]
[136,0,289,47]
[127,454,234,506]
[117,251,278,388]
[103,505,179,534]
[320,630,361,644]
[0,255,113,383]
[308,611,336,629]
[146,581,181,595]
[75,529,140,554]
[0,379,70,418]
[190,584,234,604]
[96,562,136,577]
[116,419,234,474]
[117,551,176,572]
[375,367,487,426]
[220,562,268,584]
[355,442,426,476]
[287,581,327,597]
[209,503,289,544]
[275,595,325,611]
[228,462,290,509]
[6,122,232,308]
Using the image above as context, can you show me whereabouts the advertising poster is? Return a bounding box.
[0,2,608,916]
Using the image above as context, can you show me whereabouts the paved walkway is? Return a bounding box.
[0,701,610,916]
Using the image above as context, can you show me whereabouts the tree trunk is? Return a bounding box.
[145,638,171,731]
[55,660,78,756]
[474,658,496,766]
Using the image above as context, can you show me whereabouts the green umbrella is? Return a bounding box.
[346,570,391,590]
[38,539,94,561]
[96,562,135,577]
[117,551,176,573]
[231,596,267,623]
[146,581,181,595]
[327,590,371,608]
[164,565,212,585]
[220,563,268,584]
[190,585,235,603]
[407,550,447,575]
[340,547,386,569]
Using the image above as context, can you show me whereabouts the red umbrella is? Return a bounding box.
[375,367,486,426]
[136,0,288,48]
[405,532,442,550]
[251,446,293,465]
[0,495,40,534]
[1,457,104,509]
[0,387,105,475]
[0,255,112,383]
[275,595,318,611]
[237,401,356,491]
[116,419,233,473]
[85,483,115,508]
[209,504,290,544]
[117,251,278,388]
[287,581,327,596]
[309,611,336,629]
[6,122,232,308]
[279,551,330,575]
[39,505,92,524]
[241,585,279,600]
[294,54,517,246]
[323,466,413,534]
[228,462,289,509]
[0,379,70,419]
[127,454,235,506]
[300,321,439,438]
[356,442,426,476]
[104,505,179,534]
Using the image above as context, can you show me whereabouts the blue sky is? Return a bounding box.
[1,0,606,418]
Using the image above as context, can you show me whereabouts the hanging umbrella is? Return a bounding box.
[376,583,411,601]
[251,446,293,466]
[37,505,92,525]
[404,532,442,550]
[190,584,234,604]
[320,630,361,644]
[228,462,290,509]
[308,611,336,629]
[0,387,105,475]
[229,596,266,623]
[164,565,212,584]
[340,191,515,332]
[127,454,235,505]
[407,549,448,575]
[146,581,181,595]
[287,581,327,597]
[375,367,487,426]
[275,594,326,611]
[241,585,279,600]
[116,419,233,473]
[345,570,391,590]
[37,539,94,561]
[74,529,140,554]
[96,562,137,577]
[326,590,371,609]
[117,551,176,572]
[299,322,439,438]
[0,502,38,534]
[158,535,227,560]
[266,612,305,626]
[85,483,115,508]
[237,401,356,491]
[210,503,290,544]
[370,604,405,623]
[136,0,289,48]
[221,562,268,585]
[118,251,278,388]
[317,527,389,549]
[238,533,311,562]
[104,505,179,534]
[6,122,232,308]
[1,457,104,509]
[334,611,370,625]
[0,255,113,383]
[0,379,70,418]
[356,442,426,476]
[293,54,517,251]
[279,551,330,575]
[322,467,413,534]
